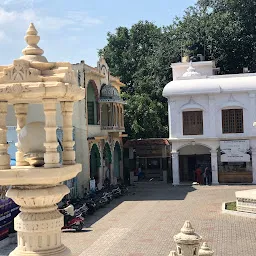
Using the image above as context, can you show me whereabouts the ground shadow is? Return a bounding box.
[82,182,196,229]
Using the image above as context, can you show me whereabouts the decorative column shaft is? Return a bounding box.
[210,150,219,185]
[0,101,10,170]
[43,99,59,168]
[61,101,75,165]
[172,151,180,185]
[7,184,71,256]
[14,103,29,166]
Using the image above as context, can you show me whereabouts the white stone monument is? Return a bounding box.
[0,23,85,256]
[169,221,214,256]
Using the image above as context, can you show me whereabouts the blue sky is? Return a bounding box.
[0,0,196,66]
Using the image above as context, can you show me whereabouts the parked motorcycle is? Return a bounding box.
[59,209,84,231]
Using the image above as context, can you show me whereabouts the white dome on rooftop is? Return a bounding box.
[182,62,201,78]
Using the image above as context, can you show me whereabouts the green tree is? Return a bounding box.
[100,21,170,139]
[100,1,256,139]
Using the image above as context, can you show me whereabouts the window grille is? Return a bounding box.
[183,111,203,135]
[222,109,243,133]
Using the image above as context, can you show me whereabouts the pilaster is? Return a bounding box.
[251,148,256,184]
[208,96,216,137]
[210,149,219,184]
[43,99,59,168]
[249,93,256,135]
[172,151,180,185]
[14,103,29,166]
[0,101,10,170]
[61,101,75,165]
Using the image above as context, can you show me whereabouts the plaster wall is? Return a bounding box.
[168,92,256,140]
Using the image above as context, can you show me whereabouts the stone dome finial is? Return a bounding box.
[198,242,214,256]
[20,23,48,62]
[180,220,195,234]
[182,61,201,78]
[174,221,202,244]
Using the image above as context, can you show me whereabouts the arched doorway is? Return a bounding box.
[87,80,99,125]
[114,141,121,178]
[90,144,101,183]
[103,142,112,179]
[179,144,211,182]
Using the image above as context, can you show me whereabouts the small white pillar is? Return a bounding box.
[43,99,59,168]
[0,101,10,170]
[251,149,256,184]
[210,150,219,185]
[172,151,180,185]
[60,101,75,165]
[14,103,29,166]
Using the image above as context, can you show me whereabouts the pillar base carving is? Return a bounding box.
[6,184,70,256]
[9,244,72,256]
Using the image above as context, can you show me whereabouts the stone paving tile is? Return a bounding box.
[2,184,256,256]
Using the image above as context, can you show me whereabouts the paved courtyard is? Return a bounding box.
[2,183,256,256]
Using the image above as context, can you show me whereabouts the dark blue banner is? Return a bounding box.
[0,198,19,240]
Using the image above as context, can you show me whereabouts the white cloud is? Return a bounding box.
[66,11,102,26]
[0,7,102,32]
[0,8,16,24]
[0,0,34,7]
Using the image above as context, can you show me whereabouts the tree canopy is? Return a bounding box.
[100,0,256,139]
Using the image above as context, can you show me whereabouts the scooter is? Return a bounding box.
[60,210,84,231]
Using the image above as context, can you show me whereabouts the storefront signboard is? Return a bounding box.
[220,140,250,162]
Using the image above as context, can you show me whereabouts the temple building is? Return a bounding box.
[163,59,256,185]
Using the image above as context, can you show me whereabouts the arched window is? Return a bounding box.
[90,144,101,181]
[87,80,99,125]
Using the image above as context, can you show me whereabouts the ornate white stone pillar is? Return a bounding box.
[0,101,10,170]
[210,150,219,184]
[7,184,71,256]
[61,101,75,165]
[172,151,180,185]
[43,99,59,168]
[14,103,29,166]
[251,148,256,184]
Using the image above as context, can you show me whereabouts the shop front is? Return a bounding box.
[218,140,252,183]
[124,139,171,182]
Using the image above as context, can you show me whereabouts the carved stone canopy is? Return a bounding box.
[0,23,85,104]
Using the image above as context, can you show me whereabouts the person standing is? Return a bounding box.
[204,166,211,185]
[195,165,202,184]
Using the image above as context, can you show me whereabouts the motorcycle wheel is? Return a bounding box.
[75,223,83,231]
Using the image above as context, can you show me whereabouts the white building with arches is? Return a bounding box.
[163,60,256,185]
